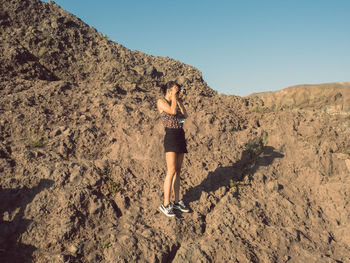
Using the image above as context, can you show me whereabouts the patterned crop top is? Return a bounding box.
[160,99,184,129]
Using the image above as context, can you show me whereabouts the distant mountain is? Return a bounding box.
[248,82,350,114]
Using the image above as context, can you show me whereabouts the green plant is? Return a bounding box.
[245,137,263,157]
[243,130,268,170]
[98,166,121,195]
[228,133,269,189]
[27,133,45,148]
[106,178,121,194]
[103,34,109,40]
[103,241,111,249]
[250,106,265,114]
[261,130,268,146]
[340,148,350,155]
[229,179,250,188]
[271,104,282,113]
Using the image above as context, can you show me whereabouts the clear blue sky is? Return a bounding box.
[43,0,350,96]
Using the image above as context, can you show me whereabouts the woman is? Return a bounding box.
[157,81,190,217]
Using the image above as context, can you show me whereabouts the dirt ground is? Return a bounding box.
[1,0,350,262]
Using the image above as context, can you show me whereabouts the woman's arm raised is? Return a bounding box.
[177,99,188,118]
[157,85,178,115]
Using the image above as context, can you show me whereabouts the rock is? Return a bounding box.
[141,229,153,238]
[266,180,279,192]
[51,20,59,29]
[94,159,109,172]
[59,217,74,238]
[173,243,210,263]
[89,196,103,215]
[145,65,158,77]
[82,169,100,187]
[52,127,62,136]
[68,244,78,255]
[345,159,350,172]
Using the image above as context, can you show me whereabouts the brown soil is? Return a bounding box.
[1,1,350,262]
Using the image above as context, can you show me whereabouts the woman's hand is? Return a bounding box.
[157,84,180,115]
[177,90,184,101]
[172,85,179,98]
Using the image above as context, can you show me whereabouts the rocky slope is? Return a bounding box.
[248,82,350,115]
[1,0,350,262]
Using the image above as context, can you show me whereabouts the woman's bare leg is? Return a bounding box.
[172,153,184,203]
[164,152,176,206]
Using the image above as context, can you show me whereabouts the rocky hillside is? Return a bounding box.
[248,82,350,115]
[1,0,350,262]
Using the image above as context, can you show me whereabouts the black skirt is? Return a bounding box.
[164,128,188,153]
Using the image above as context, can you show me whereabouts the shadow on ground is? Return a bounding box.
[0,179,54,263]
[184,146,284,205]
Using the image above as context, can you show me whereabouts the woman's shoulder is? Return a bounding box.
[157,98,166,113]
[157,98,165,107]
[157,98,166,103]
[158,98,170,106]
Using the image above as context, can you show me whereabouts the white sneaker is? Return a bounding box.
[173,200,190,213]
[159,204,175,217]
